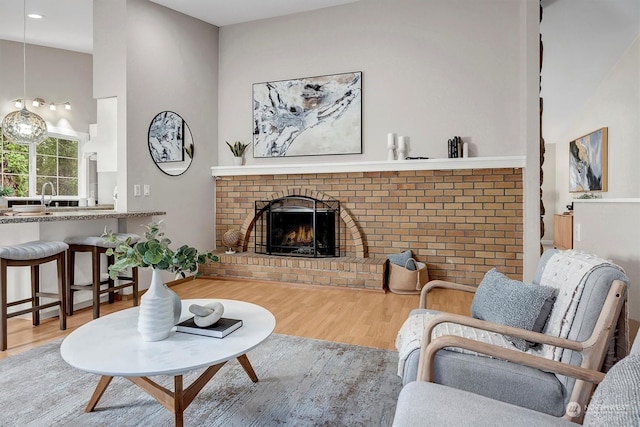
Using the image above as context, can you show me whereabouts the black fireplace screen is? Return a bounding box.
[255,196,340,257]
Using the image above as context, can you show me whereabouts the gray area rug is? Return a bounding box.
[0,334,401,426]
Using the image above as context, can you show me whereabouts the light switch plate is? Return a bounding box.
[143,184,150,196]
[134,184,141,197]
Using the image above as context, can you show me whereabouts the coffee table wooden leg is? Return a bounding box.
[85,362,234,425]
[174,376,184,427]
[86,375,113,412]
[237,354,258,382]
[128,376,176,411]
[183,363,226,406]
[126,363,226,426]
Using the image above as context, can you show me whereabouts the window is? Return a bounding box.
[0,133,29,196]
[0,129,79,197]
[36,136,79,196]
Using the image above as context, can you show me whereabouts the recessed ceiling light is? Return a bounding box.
[27,13,44,19]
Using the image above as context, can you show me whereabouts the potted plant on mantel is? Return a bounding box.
[226,140,249,166]
[103,220,218,342]
[0,186,14,209]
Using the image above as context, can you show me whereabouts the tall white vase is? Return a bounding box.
[137,268,175,341]
[164,284,182,325]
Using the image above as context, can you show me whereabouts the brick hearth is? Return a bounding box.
[201,167,523,289]
[209,251,386,290]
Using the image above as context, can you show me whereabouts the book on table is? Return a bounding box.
[176,317,243,338]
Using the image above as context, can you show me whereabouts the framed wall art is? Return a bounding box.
[148,111,185,163]
[252,71,362,158]
[569,127,608,193]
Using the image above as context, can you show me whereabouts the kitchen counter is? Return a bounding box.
[0,208,166,224]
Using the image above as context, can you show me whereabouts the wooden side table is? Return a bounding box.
[553,214,573,250]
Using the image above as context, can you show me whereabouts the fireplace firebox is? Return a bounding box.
[255,196,340,257]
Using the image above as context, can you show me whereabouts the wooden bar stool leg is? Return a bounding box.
[132,266,139,307]
[1,241,68,351]
[57,252,67,330]
[66,248,75,316]
[107,254,116,304]
[92,247,101,319]
[31,265,40,326]
[1,260,7,351]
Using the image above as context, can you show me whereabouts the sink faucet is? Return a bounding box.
[41,181,56,207]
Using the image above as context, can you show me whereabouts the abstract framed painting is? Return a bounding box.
[569,127,608,193]
[148,111,185,163]
[252,71,362,158]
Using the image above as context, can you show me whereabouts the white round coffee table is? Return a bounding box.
[60,299,275,426]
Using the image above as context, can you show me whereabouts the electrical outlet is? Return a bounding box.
[574,223,581,242]
[143,184,150,196]
[134,184,141,197]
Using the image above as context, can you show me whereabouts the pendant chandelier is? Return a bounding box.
[1,0,48,145]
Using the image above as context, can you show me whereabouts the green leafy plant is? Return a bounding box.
[576,192,600,199]
[226,140,249,157]
[103,221,218,280]
[0,186,14,197]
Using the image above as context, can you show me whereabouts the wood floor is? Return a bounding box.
[1,277,474,360]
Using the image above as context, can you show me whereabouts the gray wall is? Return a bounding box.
[0,40,96,135]
[543,36,639,245]
[554,37,640,208]
[94,0,219,285]
[542,143,557,247]
[218,0,532,165]
[552,36,640,323]
[573,200,640,322]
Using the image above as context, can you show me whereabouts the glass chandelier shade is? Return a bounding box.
[1,0,48,145]
[1,104,48,145]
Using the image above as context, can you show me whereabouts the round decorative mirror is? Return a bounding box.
[148,111,194,176]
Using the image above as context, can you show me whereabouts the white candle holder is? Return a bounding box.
[387,133,396,161]
[397,136,407,160]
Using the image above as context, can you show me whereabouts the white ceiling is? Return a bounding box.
[540,0,640,144]
[0,0,637,146]
[0,0,359,53]
[150,0,360,27]
[0,0,94,53]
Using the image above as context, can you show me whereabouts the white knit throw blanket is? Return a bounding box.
[532,250,622,361]
[395,312,518,378]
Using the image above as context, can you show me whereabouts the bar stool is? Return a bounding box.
[65,233,140,319]
[0,240,68,351]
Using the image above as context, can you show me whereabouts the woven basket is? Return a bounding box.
[388,258,429,295]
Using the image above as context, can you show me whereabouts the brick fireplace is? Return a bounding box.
[254,194,341,258]
[203,164,524,290]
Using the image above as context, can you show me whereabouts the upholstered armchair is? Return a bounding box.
[395,249,629,422]
[393,334,640,426]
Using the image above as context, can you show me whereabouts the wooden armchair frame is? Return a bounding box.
[419,280,477,309]
[415,279,627,423]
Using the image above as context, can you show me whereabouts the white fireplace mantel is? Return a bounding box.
[211,156,526,177]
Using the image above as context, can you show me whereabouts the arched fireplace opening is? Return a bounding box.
[254,195,340,258]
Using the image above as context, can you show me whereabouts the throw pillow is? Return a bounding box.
[471,268,557,351]
[388,250,416,271]
[584,354,640,426]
